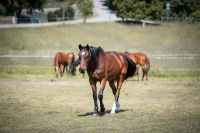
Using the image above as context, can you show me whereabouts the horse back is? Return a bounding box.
[125,52,147,66]
[103,52,135,80]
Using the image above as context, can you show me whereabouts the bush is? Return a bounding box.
[47,6,75,22]
[65,6,75,20]
[191,10,200,21]
[47,11,58,22]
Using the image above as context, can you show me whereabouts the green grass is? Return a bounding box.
[0,22,200,55]
[0,77,199,133]
[0,66,200,81]
[0,22,200,132]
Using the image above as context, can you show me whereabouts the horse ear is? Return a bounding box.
[86,44,90,50]
[79,44,82,50]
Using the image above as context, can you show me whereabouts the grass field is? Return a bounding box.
[0,22,200,132]
[0,76,199,133]
[0,22,200,55]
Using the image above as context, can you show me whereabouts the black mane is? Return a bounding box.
[89,46,105,60]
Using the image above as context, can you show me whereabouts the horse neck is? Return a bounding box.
[87,54,103,73]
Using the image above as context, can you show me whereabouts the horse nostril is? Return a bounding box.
[79,68,85,74]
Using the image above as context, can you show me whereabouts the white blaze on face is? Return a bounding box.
[81,51,86,56]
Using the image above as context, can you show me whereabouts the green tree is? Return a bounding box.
[112,0,148,21]
[77,0,93,23]
[0,0,46,17]
[146,0,162,20]
[191,10,200,20]
[56,0,68,23]
[170,0,200,18]
[108,0,200,21]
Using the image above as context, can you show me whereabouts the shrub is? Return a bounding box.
[47,11,58,22]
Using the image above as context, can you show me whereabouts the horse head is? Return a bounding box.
[78,44,91,73]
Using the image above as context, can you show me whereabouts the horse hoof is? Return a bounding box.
[93,113,98,117]
[110,110,115,114]
[100,108,105,113]
[115,109,120,113]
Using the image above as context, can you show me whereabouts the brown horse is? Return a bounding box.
[124,52,150,80]
[78,44,136,116]
[54,52,76,77]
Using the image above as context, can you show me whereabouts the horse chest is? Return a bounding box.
[89,69,104,80]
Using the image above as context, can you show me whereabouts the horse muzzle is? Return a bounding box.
[79,68,85,74]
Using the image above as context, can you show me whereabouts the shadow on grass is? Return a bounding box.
[116,20,161,26]
[77,109,129,117]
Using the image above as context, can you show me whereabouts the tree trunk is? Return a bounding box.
[16,4,22,17]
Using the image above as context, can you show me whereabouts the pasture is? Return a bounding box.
[0,22,200,132]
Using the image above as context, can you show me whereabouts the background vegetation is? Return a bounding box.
[106,0,200,20]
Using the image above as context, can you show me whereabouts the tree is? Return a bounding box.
[56,0,68,23]
[0,0,46,17]
[170,0,200,18]
[77,0,93,23]
[146,0,162,20]
[108,0,200,21]
[112,0,149,21]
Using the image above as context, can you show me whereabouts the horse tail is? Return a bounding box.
[54,53,59,77]
[124,55,136,80]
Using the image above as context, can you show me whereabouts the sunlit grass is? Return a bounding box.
[0,76,199,132]
[0,66,199,81]
[0,22,199,55]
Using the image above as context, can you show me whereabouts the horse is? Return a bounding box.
[54,51,76,77]
[78,44,136,116]
[124,52,150,80]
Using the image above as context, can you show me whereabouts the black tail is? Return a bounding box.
[124,55,136,80]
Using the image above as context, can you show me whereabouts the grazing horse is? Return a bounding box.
[54,52,76,77]
[78,44,136,116]
[124,52,150,80]
[73,59,86,78]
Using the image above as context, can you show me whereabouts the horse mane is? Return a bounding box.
[89,46,105,60]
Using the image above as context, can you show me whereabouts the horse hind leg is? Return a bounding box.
[60,64,64,77]
[143,64,150,81]
[109,80,120,114]
[142,68,145,81]
[135,65,140,81]
[55,66,59,78]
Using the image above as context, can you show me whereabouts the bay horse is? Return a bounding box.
[124,52,150,80]
[54,51,76,77]
[78,44,136,116]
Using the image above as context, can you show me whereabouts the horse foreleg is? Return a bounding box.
[98,78,106,114]
[89,79,98,116]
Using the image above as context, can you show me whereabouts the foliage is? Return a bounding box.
[146,0,163,20]
[47,6,75,22]
[191,10,200,21]
[77,0,93,23]
[47,11,59,22]
[0,0,46,17]
[170,0,200,18]
[111,0,162,20]
[107,0,200,20]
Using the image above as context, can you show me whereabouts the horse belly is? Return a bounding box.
[107,65,121,81]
